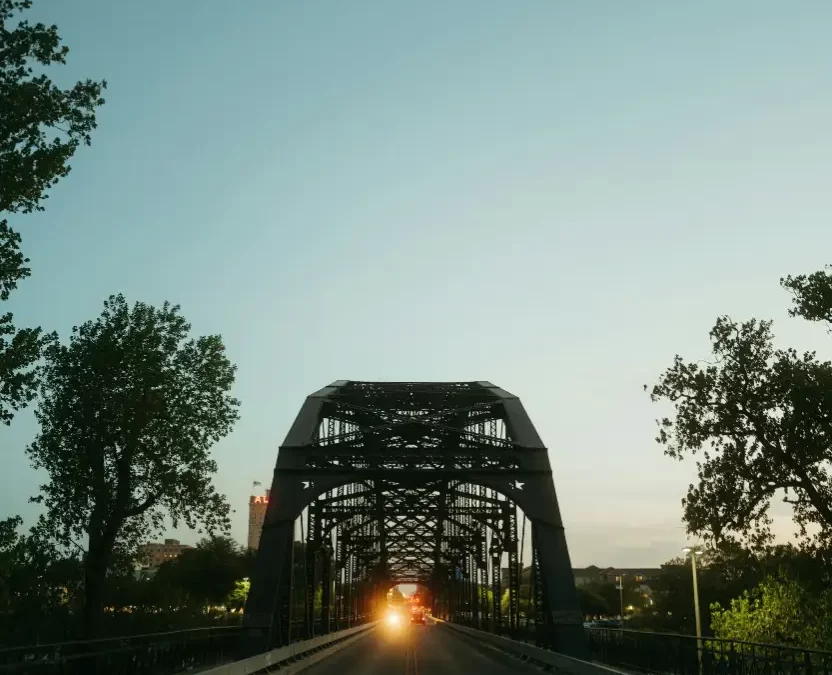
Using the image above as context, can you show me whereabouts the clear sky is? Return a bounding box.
[4,0,832,567]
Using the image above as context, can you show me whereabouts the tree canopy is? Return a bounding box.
[0,515,84,645]
[575,585,611,617]
[0,219,46,424]
[711,575,832,650]
[153,537,246,609]
[28,294,239,634]
[0,0,105,424]
[650,266,832,548]
[1,0,106,214]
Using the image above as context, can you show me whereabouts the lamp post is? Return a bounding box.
[682,546,704,673]
[615,574,624,624]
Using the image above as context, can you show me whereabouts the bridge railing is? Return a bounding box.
[0,625,246,675]
[0,616,376,675]
[449,618,542,646]
[587,628,832,675]
[285,614,374,643]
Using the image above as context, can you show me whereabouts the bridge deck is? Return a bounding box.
[300,619,536,675]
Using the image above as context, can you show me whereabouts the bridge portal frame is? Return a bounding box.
[243,381,586,658]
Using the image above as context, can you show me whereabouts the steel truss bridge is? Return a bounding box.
[243,381,587,659]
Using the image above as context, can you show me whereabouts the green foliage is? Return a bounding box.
[782,266,832,327]
[240,546,257,580]
[0,0,106,215]
[575,585,611,617]
[0,0,105,424]
[648,553,737,635]
[0,219,26,301]
[576,577,650,618]
[0,526,254,644]
[0,515,84,645]
[153,537,246,609]
[27,294,240,634]
[0,515,24,612]
[500,586,535,617]
[226,578,250,611]
[641,543,832,636]
[711,575,832,650]
[0,221,53,425]
[650,265,832,547]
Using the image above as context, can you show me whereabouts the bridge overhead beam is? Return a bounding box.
[244,381,586,659]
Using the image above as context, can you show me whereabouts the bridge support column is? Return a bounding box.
[321,549,332,635]
[242,519,294,655]
[534,519,588,659]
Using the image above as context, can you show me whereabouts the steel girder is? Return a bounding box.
[243,381,586,658]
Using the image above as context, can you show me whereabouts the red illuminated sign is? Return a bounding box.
[252,496,269,504]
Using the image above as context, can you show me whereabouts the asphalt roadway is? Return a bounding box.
[300,618,539,675]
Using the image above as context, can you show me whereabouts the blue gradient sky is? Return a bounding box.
[4,0,832,566]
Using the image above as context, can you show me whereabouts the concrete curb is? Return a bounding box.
[436,619,630,675]
[200,622,378,675]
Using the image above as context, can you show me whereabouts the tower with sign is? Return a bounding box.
[248,489,270,550]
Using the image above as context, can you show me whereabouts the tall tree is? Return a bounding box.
[28,294,239,636]
[0,0,106,424]
[650,266,832,548]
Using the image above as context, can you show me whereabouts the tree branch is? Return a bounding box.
[125,492,159,518]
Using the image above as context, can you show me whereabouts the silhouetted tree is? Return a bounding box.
[0,516,83,645]
[28,294,239,636]
[0,0,105,424]
[154,537,246,608]
[650,265,832,548]
[575,585,610,617]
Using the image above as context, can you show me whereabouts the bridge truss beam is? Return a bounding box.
[243,381,586,658]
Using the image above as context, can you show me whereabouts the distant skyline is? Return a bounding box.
[4,0,832,566]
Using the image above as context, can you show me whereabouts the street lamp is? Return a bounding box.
[615,574,624,623]
[682,546,704,672]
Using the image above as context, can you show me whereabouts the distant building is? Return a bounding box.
[248,489,270,550]
[572,567,662,587]
[138,538,193,570]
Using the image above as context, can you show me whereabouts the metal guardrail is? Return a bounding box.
[438,619,624,675]
[0,626,247,675]
[445,617,544,646]
[587,628,832,675]
[0,617,379,675]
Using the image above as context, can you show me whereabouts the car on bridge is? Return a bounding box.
[410,605,426,625]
